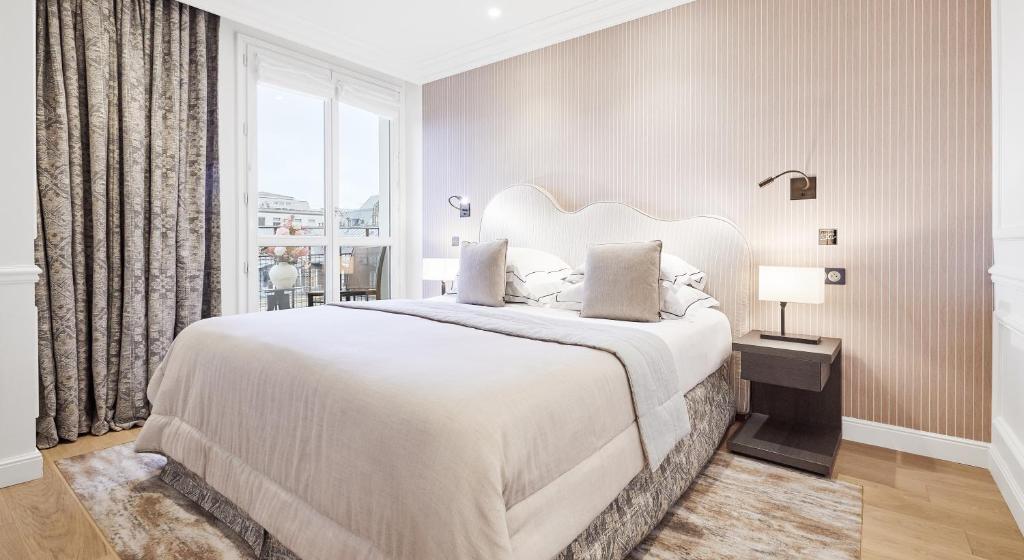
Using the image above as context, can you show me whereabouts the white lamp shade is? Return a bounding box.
[422,258,460,281]
[758,266,824,304]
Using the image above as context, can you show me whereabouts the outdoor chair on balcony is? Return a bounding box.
[307,246,387,306]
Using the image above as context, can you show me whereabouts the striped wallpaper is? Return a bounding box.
[423,0,993,441]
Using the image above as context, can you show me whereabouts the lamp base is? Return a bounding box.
[760,331,821,345]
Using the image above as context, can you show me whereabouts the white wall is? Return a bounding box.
[402,83,423,299]
[0,0,43,488]
[217,19,424,311]
[990,0,1024,534]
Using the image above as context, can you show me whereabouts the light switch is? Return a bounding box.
[451,236,460,247]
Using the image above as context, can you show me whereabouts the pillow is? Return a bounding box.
[505,248,571,306]
[581,240,662,322]
[660,283,720,319]
[660,253,707,291]
[564,264,585,285]
[552,279,719,319]
[456,239,508,307]
[551,280,585,310]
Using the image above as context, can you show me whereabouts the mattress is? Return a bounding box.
[137,300,732,559]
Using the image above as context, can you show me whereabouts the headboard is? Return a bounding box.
[479,184,753,412]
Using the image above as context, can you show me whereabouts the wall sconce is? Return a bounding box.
[758,169,817,200]
[448,195,471,218]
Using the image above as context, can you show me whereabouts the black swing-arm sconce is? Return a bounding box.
[758,169,817,200]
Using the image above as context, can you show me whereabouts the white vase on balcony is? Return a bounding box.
[269,262,298,289]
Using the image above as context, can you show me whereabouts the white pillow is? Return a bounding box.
[564,264,585,285]
[660,253,707,291]
[505,247,572,306]
[551,280,585,310]
[551,280,718,319]
[659,282,719,319]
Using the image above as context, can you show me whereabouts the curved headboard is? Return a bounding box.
[479,184,753,411]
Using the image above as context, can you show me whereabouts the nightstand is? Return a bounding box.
[727,330,842,476]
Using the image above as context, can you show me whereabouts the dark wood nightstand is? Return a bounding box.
[727,330,842,476]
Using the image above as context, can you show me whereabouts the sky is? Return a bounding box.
[257,82,384,212]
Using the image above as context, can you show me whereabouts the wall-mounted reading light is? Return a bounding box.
[448,195,471,218]
[758,169,817,200]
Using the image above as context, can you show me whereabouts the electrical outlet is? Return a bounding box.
[825,267,846,285]
[451,236,460,247]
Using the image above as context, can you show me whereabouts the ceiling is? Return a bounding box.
[186,0,692,84]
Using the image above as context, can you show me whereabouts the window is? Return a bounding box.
[243,42,401,312]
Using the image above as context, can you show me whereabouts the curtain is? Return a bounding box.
[34,0,220,449]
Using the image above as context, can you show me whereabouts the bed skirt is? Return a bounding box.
[158,365,734,560]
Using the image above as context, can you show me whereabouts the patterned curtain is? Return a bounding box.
[34,0,220,449]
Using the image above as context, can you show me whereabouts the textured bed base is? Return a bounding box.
[160,459,299,559]
[159,365,734,560]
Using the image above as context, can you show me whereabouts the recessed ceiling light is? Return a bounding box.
[488,7,502,19]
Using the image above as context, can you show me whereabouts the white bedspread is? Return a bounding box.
[333,299,689,468]
[462,297,733,396]
[136,300,729,560]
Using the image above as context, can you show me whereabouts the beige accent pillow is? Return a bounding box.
[456,239,508,307]
[581,240,663,322]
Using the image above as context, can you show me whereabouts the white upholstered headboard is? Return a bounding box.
[479,184,753,411]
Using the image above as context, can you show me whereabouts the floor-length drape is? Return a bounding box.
[35,0,220,449]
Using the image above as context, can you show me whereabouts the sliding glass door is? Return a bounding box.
[245,45,399,312]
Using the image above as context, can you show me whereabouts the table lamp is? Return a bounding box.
[758,265,825,344]
[422,258,460,295]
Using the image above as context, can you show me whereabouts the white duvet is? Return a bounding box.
[136,300,730,560]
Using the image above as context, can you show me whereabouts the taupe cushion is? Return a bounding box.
[581,240,662,322]
[456,239,508,306]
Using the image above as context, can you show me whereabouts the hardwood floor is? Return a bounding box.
[0,431,1020,559]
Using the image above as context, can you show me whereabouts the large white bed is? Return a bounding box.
[135,185,752,560]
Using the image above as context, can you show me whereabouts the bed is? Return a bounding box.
[135,184,752,560]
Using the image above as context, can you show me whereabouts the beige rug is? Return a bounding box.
[57,445,861,560]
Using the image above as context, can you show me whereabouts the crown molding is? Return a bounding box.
[185,0,415,81]
[415,0,695,83]
[188,0,693,84]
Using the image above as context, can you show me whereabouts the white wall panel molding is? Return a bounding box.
[992,418,1024,532]
[994,227,1024,240]
[991,0,1024,530]
[0,265,41,285]
[990,265,1024,290]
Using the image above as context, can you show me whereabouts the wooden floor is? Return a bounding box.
[0,430,1021,559]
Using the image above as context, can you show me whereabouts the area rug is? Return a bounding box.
[57,445,861,560]
[629,452,862,559]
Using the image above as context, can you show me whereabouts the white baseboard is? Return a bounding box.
[0,450,43,489]
[991,418,1024,533]
[842,416,990,468]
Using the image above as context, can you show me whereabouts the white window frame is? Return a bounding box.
[236,35,405,312]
